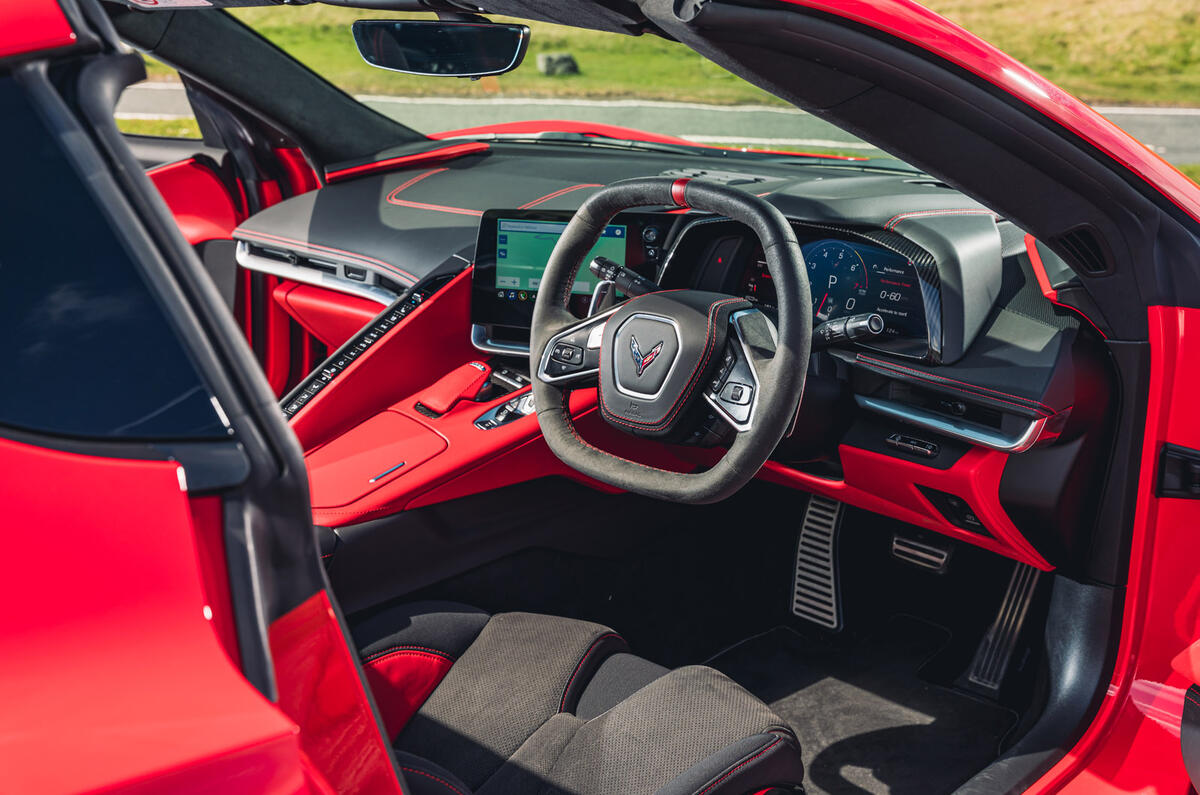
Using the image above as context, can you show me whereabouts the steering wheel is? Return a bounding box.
[530,178,812,504]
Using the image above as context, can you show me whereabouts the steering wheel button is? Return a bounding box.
[720,382,753,406]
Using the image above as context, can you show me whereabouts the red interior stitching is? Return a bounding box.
[559,632,622,712]
[857,354,1056,414]
[362,645,456,665]
[401,766,467,795]
[697,738,782,795]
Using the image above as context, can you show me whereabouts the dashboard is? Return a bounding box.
[472,210,935,361]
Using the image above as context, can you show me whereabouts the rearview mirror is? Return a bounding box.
[352,20,530,78]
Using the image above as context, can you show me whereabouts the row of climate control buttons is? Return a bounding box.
[281,281,442,419]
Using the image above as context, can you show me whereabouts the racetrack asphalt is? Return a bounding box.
[116,83,1200,165]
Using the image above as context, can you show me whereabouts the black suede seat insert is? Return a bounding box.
[475,665,803,794]
[396,612,628,789]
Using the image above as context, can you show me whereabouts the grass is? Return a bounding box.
[216,7,784,105]
[116,117,201,138]
[125,3,1200,108]
[923,0,1200,106]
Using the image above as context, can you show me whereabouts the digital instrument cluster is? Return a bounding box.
[738,237,929,351]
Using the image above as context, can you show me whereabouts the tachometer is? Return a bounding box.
[805,240,869,322]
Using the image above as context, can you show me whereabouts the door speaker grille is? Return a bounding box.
[792,496,844,629]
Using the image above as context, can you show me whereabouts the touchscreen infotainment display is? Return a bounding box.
[495,219,628,296]
[472,209,663,341]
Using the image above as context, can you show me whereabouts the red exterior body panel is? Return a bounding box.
[269,591,404,795]
[0,437,307,795]
[1026,306,1200,793]
[780,0,1200,223]
[0,0,77,61]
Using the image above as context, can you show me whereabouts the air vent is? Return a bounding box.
[791,496,843,629]
[1051,225,1112,276]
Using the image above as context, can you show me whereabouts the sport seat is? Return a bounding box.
[352,601,804,795]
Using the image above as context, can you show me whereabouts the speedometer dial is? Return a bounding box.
[805,241,869,322]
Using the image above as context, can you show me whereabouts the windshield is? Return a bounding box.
[200,7,893,164]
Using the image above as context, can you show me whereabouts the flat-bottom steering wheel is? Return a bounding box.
[531,178,812,504]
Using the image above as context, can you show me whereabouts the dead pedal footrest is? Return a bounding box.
[792,495,844,630]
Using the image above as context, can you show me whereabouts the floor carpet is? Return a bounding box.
[709,617,1017,795]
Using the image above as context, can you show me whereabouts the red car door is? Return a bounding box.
[0,6,404,793]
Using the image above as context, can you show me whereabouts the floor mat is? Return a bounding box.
[709,617,1016,795]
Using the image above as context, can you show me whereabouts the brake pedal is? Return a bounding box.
[967,561,1042,692]
[791,496,844,630]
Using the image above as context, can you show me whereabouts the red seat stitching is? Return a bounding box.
[696,737,782,795]
[401,766,468,795]
[559,632,623,712]
[362,645,456,665]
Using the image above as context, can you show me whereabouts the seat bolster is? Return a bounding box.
[353,600,490,660]
[396,751,475,795]
[657,731,805,795]
[398,612,627,790]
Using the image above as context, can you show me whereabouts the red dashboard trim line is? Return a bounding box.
[519,183,604,209]
[326,142,490,183]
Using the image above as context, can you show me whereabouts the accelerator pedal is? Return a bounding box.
[791,495,844,630]
[967,561,1043,692]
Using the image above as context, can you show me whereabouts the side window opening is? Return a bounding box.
[115,53,202,140]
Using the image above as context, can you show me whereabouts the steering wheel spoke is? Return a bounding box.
[535,305,618,387]
[702,309,777,433]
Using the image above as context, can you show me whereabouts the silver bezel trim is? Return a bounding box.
[235,241,396,306]
[855,395,1050,453]
[535,306,621,385]
[703,308,766,432]
[471,324,530,356]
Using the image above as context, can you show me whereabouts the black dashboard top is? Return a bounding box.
[234,142,1094,427]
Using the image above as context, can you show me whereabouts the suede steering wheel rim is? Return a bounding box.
[530,177,812,504]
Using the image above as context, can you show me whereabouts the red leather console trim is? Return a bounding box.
[274,147,321,195]
[306,411,447,509]
[326,142,491,183]
[146,158,242,245]
[362,649,454,741]
[759,446,1053,569]
[290,269,478,451]
[416,361,492,415]
[269,590,404,794]
[272,281,380,350]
